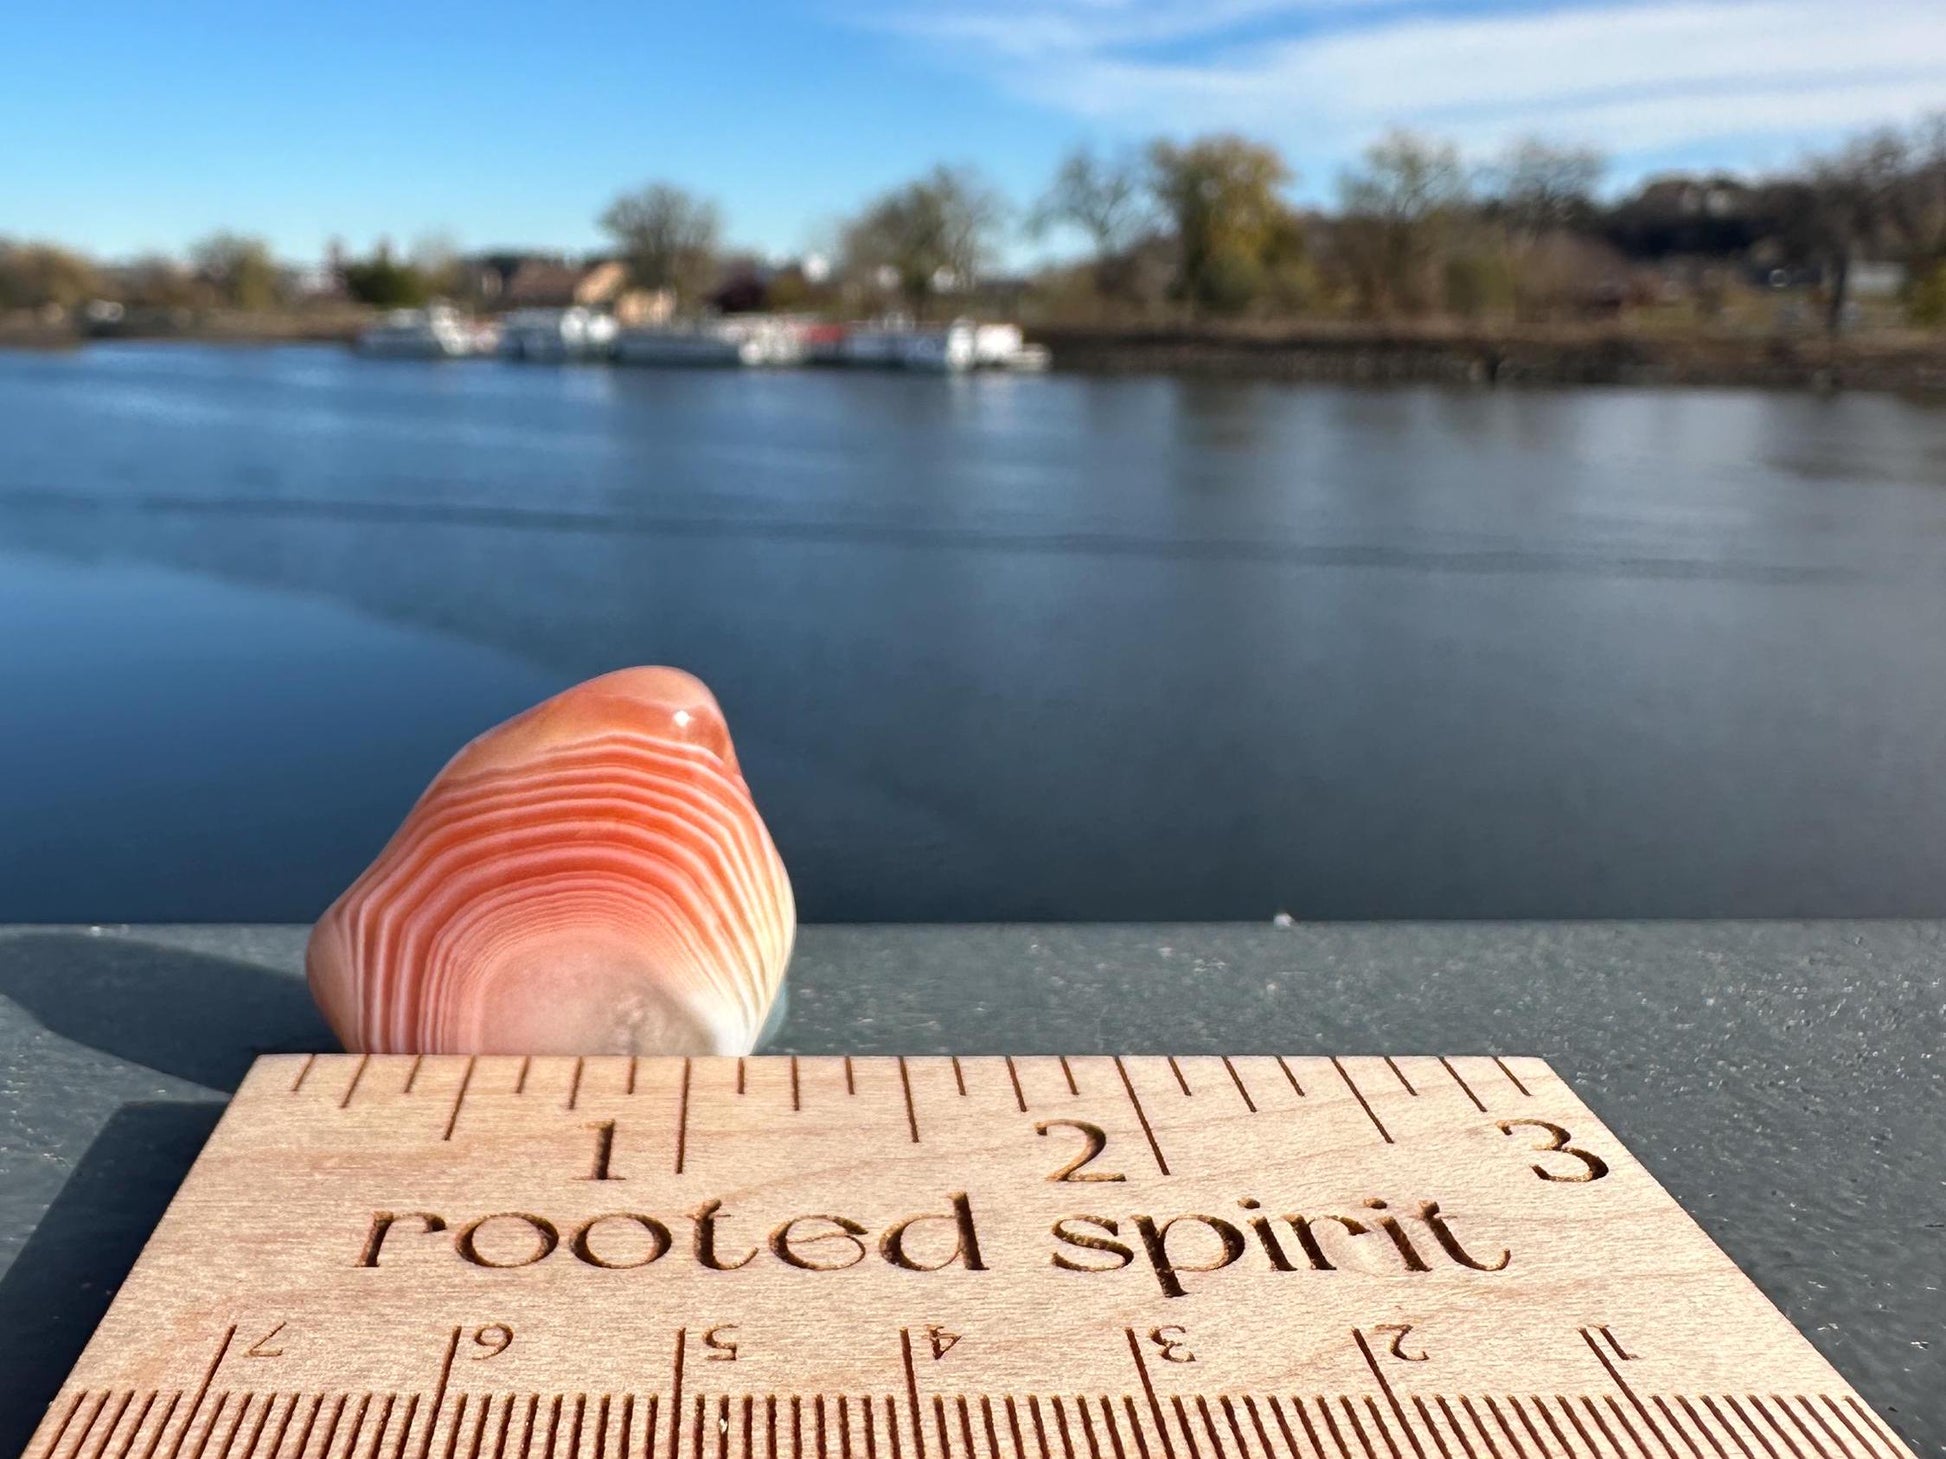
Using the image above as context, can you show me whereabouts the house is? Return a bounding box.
[466,253,671,323]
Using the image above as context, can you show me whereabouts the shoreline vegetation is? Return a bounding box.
[7,115,1946,392]
[7,310,1945,393]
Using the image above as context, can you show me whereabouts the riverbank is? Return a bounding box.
[10,309,1946,392]
[1036,320,1946,392]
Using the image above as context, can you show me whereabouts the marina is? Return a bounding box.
[357,308,1051,371]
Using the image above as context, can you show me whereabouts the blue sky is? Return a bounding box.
[4,0,1943,263]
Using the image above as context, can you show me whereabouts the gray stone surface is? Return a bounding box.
[0,922,1938,1455]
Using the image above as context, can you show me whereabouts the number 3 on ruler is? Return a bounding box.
[1497,1119,1610,1182]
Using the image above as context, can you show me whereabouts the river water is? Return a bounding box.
[5,342,1946,922]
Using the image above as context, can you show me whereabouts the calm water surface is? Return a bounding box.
[5,343,1946,921]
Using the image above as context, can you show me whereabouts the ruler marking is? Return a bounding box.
[1839,1399,1906,1459]
[339,1058,371,1110]
[1028,1399,1051,1459]
[737,1061,747,1096]
[166,1327,238,1459]
[192,1396,234,1459]
[1429,1402,1477,1459]
[675,1063,692,1174]
[1275,1058,1306,1097]
[792,1058,802,1112]
[119,1395,162,1459]
[932,1400,950,1459]
[1053,1401,1079,1459]
[1059,1058,1079,1096]
[1005,1059,1027,1113]
[308,1397,345,1459]
[1697,1402,1755,1459]
[1740,1403,1805,1459]
[901,1330,926,1459]
[983,1400,1006,1459]
[1264,1401,1312,1459]
[1006,1400,1030,1459]
[1523,1403,1572,1459]
[1785,1402,1848,1459]
[1720,1400,1781,1459]
[442,1400,471,1459]
[1810,1402,1873,1459]
[568,1060,585,1112]
[1240,1402,1282,1459]
[1286,1398,1332,1459]
[1123,1331,1177,1459]
[844,1058,856,1096]
[1337,1401,1379,1459]
[291,1056,317,1093]
[747,1398,757,1459]
[405,1057,424,1095]
[516,1059,532,1095]
[835,1398,847,1459]
[1219,1400,1254,1459]
[1330,1060,1392,1145]
[415,1329,463,1459]
[1167,1060,1192,1097]
[1382,1060,1417,1096]
[544,1397,564,1459]
[692,1397,705,1459]
[1439,1059,1486,1112]
[959,1399,979,1459]
[629,1059,639,1096]
[1492,1058,1531,1096]
[862,1396,878,1459]
[1416,1408,1463,1459]
[1482,1401,1528,1459]
[1458,1402,1503,1459]
[1113,1061,1170,1174]
[1570,1400,1623,1459]
[951,1058,967,1097]
[388,1401,420,1459]
[336,1396,371,1459]
[567,1397,585,1459]
[467,1400,493,1459]
[1352,1333,1425,1459]
[264,1396,300,1459]
[1672,1402,1728,1459]
[1763,1400,1831,1459]
[241,1395,277,1459]
[822,1397,833,1459]
[1311,1399,1352,1459]
[1190,1401,1224,1459]
[43,1391,90,1459]
[372,1397,403,1459]
[1503,1403,1551,1459]
[442,1058,476,1141]
[1578,1333,1676,1459]
[1650,1408,1712,1459]
[642,1402,659,1459]
[1170,1399,1202,1459]
[898,1060,920,1143]
[93,1393,139,1459]
[1221,1059,1257,1112]
[598,1398,614,1459]
[1370,1399,1412,1459]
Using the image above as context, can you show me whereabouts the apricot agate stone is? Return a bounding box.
[307,668,794,1055]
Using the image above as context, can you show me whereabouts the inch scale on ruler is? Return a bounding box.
[23,1056,1918,1459]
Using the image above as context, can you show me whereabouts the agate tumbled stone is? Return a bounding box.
[307,667,794,1055]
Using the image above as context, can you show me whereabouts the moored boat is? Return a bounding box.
[498,307,619,362]
[614,317,808,368]
[356,306,496,359]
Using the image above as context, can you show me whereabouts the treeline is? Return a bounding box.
[7,114,1946,334]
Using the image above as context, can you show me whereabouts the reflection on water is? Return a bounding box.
[5,343,1946,922]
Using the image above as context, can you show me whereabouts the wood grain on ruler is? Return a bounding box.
[18,1058,1920,1459]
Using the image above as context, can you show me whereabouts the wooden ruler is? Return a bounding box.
[23,1056,1916,1459]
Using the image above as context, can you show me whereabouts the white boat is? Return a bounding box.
[835,319,1044,372]
[357,306,495,359]
[498,307,619,362]
[614,317,807,368]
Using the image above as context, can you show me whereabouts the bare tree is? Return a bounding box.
[841,165,1009,317]
[599,184,723,307]
[1336,131,1468,315]
[1483,138,1606,239]
[1030,144,1151,300]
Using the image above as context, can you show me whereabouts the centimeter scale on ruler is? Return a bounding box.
[24,1056,1918,1459]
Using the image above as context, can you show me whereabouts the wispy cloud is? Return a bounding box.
[854,0,1946,179]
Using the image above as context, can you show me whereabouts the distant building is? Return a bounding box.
[466,253,669,322]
